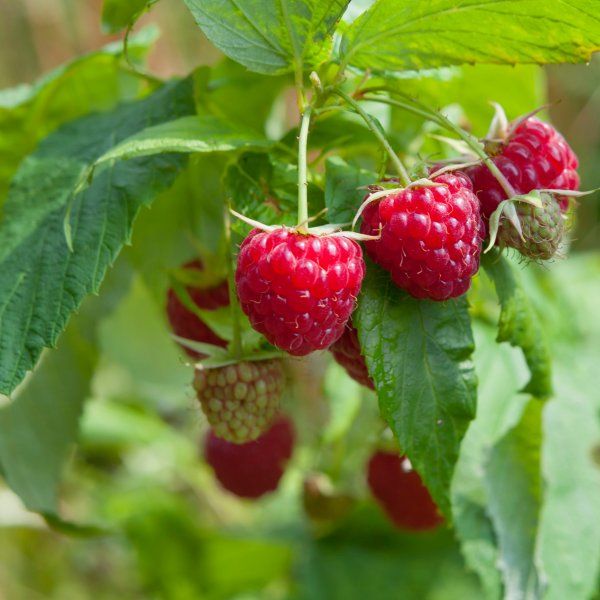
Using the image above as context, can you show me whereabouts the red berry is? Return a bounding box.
[367,451,443,531]
[360,174,484,301]
[329,322,374,390]
[235,228,365,356]
[204,416,295,499]
[194,360,284,443]
[465,117,579,218]
[166,260,229,358]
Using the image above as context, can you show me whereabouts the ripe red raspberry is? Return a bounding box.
[465,117,579,218]
[235,228,365,356]
[367,451,443,531]
[329,322,374,390]
[360,173,484,301]
[166,260,229,359]
[193,360,284,443]
[204,416,295,499]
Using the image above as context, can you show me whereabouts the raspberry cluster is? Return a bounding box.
[204,416,295,499]
[367,451,443,531]
[236,228,365,356]
[329,322,374,390]
[194,360,284,443]
[465,117,579,219]
[361,173,484,300]
[166,259,229,358]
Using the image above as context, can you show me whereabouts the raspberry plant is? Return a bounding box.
[0,1,599,598]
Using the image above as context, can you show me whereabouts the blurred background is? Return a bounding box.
[0,1,599,598]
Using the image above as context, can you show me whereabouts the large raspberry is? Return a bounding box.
[204,416,295,499]
[360,173,484,301]
[193,360,284,443]
[367,451,443,531]
[329,322,374,390]
[235,228,365,356]
[166,260,229,358]
[497,193,564,260]
[465,117,579,218]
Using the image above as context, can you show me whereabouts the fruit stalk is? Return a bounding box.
[297,106,312,230]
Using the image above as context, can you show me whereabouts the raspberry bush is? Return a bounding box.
[0,1,599,598]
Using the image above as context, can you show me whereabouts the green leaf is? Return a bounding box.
[224,152,324,230]
[355,261,477,516]
[93,115,270,169]
[341,0,600,72]
[0,258,131,514]
[101,0,157,33]
[325,157,375,224]
[482,251,553,398]
[0,28,157,207]
[181,0,350,74]
[535,357,600,600]
[451,323,531,599]
[0,78,195,396]
[484,399,543,598]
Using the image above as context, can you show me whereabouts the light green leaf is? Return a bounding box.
[452,323,531,599]
[181,0,350,74]
[355,261,477,516]
[325,157,376,224]
[0,79,195,396]
[101,0,157,33]
[0,28,157,207]
[482,251,552,398]
[341,0,600,72]
[484,399,543,599]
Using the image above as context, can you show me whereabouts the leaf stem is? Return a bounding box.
[297,106,312,229]
[224,203,242,358]
[334,89,410,186]
[363,92,516,197]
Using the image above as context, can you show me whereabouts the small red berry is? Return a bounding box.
[465,117,579,218]
[166,260,229,358]
[204,416,295,499]
[235,228,365,356]
[194,360,284,443]
[329,322,374,390]
[360,173,484,301]
[367,451,443,531]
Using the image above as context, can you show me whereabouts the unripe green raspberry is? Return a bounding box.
[193,360,285,443]
[498,193,564,260]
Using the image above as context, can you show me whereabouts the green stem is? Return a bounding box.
[224,204,242,358]
[297,106,312,229]
[363,92,516,198]
[334,89,410,186]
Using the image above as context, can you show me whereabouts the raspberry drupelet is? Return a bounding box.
[235,228,365,356]
[360,173,484,301]
[329,322,374,390]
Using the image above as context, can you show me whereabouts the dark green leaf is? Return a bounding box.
[484,399,543,598]
[325,157,375,223]
[341,0,600,72]
[0,28,157,206]
[355,261,477,516]
[0,79,195,396]
[482,251,552,398]
[93,115,270,168]
[181,0,350,74]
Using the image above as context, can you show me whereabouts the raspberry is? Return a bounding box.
[166,260,229,358]
[193,360,284,443]
[235,228,365,356]
[465,117,579,219]
[497,193,564,260]
[204,416,295,499]
[367,451,443,531]
[360,173,484,301]
[329,322,374,390]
